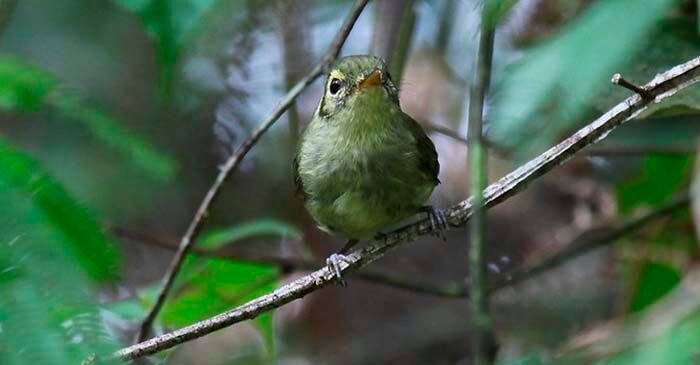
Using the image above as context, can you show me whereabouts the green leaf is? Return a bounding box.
[482,0,518,30]
[597,115,700,152]
[162,259,278,325]
[489,0,677,157]
[0,56,178,181]
[198,219,302,249]
[608,315,700,365]
[160,258,279,355]
[0,56,55,112]
[617,155,692,214]
[112,0,220,97]
[0,136,119,281]
[110,219,296,355]
[0,142,121,364]
[592,18,700,119]
[627,262,682,313]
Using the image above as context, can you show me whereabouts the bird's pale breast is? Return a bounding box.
[296,93,437,239]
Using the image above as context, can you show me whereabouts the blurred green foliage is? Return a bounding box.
[0,136,119,280]
[0,138,120,364]
[605,313,700,365]
[0,56,55,112]
[489,0,678,158]
[617,155,692,213]
[198,219,301,249]
[109,220,298,357]
[593,18,700,119]
[0,56,177,181]
[597,115,700,152]
[113,0,221,98]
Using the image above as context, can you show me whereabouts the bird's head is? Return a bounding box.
[316,55,399,118]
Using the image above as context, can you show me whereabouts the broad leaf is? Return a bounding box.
[488,0,677,157]
[0,136,118,280]
[617,155,692,214]
[112,0,220,96]
[0,139,121,364]
[198,219,301,249]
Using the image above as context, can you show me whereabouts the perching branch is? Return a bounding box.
[133,0,371,343]
[114,189,687,302]
[115,56,700,361]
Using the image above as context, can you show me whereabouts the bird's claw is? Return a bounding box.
[326,253,350,287]
[421,206,448,241]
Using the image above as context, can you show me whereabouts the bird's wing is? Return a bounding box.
[403,113,440,184]
[292,153,307,201]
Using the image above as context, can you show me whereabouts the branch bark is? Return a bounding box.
[133,0,371,343]
[115,191,689,305]
[115,56,700,361]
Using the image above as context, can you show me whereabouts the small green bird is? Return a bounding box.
[294,55,444,284]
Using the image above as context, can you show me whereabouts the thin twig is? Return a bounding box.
[114,56,700,362]
[611,73,654,99]
[466,8,496,364]
[489,193,690,292]
[422,122,468,144]
[133,0,371,343]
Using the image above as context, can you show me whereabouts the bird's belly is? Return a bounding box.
[305,166,434,239]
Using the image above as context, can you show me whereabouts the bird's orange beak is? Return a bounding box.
[357,70,383,92]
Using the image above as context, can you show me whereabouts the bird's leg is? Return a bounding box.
[419,205,448,241]
[339,238,360,254]
[326,239,359,287]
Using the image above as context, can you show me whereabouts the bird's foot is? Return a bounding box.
[420,205,448,241]
[326,253,351,287]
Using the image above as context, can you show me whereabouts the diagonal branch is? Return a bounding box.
[133,0,371,343]
[489,193,690,292]
[116,56,700,361]
[113,191,689,305]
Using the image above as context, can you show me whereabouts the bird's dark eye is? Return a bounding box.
[329,78,342,95]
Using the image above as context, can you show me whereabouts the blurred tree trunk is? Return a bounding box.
[371,0,416,79]
[277,0,313,149]
[435,0,456,56]
[0,0,17,34]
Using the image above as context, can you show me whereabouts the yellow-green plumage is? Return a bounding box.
[294,55,439,239]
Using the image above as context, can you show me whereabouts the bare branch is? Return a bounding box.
[490,193,689,291]
[611,73,654,99]
[422,121,468,144]
[133,0,371,343]
[115,56,700,361]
